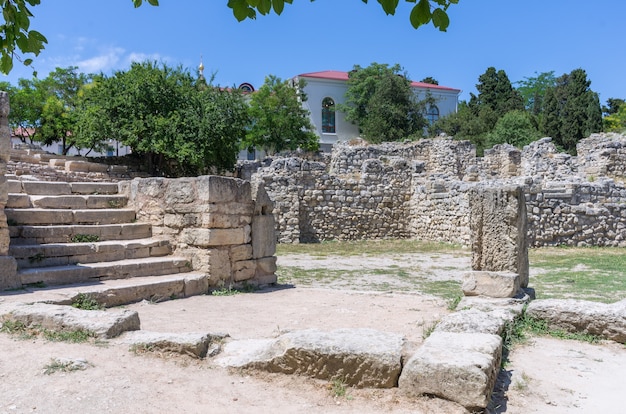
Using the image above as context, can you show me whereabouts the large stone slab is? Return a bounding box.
[462,270,521,298]
[469,185,529,287]
[526,298,626,344]
[435,307,520,336]
[114,331,227,358]
[399,331,502,410]
[0,302,140,338]
[216,328,405,388]
[0,256,18,290]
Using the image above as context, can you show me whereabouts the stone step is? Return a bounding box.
[9,238,172,269]
[7,193,128,209]
[8,180,120,195]
[9,223,152,244]
[1,272,208,308]
[5,208,136,225]
[18,256,193,286]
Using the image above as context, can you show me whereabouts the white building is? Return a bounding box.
[294,70,461,152]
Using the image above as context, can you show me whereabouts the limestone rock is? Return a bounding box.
[435,307,520,336]
[115,331,228,358]
[1,302,140,338]
[462,271,521,298]
[216,328,405,388]
[526,299,626,344]
[399,331,502,410]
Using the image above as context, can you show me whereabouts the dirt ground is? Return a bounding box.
[1,253,625,414]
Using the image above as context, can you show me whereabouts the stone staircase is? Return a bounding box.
[4,179,208,306]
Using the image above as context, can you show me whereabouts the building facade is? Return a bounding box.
[294,70,461,152]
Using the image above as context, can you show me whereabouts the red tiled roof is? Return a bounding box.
[298,70,461,92]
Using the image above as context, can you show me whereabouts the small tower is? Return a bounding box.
[198,56,205,82]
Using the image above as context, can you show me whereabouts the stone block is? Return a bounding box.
[184,273,209,297]
[206,248,231,283]
[22,181,71,195]
[399,331,502,410]
[164,179,196,205]
[196,175,251,204]
[87,162,109,173]
[31,195,86,209]
[7,180,23,194]
[230,244,252,262]
[115,331,221,358]
[3,303,140,338]
[216,328,404,388]
[233,260,256,282]
[49,159,66,168]
[201,213,249,229]
[526,299,626,344]
[255,256,277,277]
[462,271,521,298]
[65,161,91,172]
[181,228,247,247]
[6,193,30,208]
[0,256,18,290]
[469,185,529,287]
[251,215,276,259]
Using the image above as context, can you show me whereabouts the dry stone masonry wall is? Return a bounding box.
[120,175,277,288]
[253,133,626,247]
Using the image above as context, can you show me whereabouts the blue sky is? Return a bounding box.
[2,0,625,103]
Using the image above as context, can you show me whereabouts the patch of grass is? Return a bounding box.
[107,199,121,208]
[0,320,37,339]
[70,234,100,243]
[25,281,46,289]
[28,252,46,264]
[530,247,626,303]
[43,329,94,343]
[1,320,95,343]
[277,239,465,257]
[211,286,240,296]
[501,310,601,366]
[71,293,104,310]
[328,377,350,399]
[421,319,438,339]
[43,358,92,375]
[447,294,462,311]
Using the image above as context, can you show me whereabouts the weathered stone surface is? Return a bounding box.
[399,331,502,410]
[435,307,519,336]
[255,256,277,278]
[462,271,521,298]
[196,175,251,204]
[251,215,276,259]
[216,328,404,388]
[233,260,256,282]
[115,331,227,358]
[180,228,247,247]
[0,256,18,290]
[526,299,626,344]
[1,302,140,338]
[230,244,252,262]
[469,185,529,287]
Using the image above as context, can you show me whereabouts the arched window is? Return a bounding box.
[322,97,336,133]
[426,105,439,124]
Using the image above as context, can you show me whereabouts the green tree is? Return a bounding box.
[486,110,540,149]
[6,77,45,141]
[602,98,625,116]
[228,0,459,31]
[244,75,318,154]
[81,61,248,176]
[339,62,431,143]
[420,77,439,85]
[515,71,556,115]
[604,104,626,133]
[35,66,91,154]
[469,67,524,128]
[541,68,603,153]
[429,101,490,153]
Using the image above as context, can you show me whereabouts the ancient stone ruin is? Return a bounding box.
[252,134,626,247]
[1,89,625,411]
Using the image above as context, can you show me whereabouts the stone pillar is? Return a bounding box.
[0,91,18,290]
[462,185,529,297]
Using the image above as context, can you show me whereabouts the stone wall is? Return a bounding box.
[121,175,277,287]
[253,133,626,248]
[0,92,18,289]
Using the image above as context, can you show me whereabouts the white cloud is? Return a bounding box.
[126,52,165,65]
[76,47,126,74]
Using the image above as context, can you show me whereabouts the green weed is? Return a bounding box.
[43,358,92,375]
[70,234,100,243]
[28,252,46,264]
[71,293,104,310]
